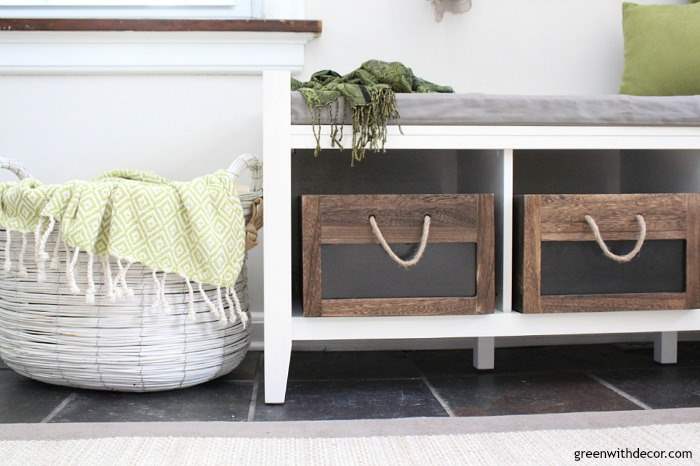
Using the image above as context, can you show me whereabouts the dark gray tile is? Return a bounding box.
[594,367,700,409]
[427,372,641,416]
[410,347,580,377]
[569,343,657,370]
[256,379,446,421]
[0,371,73,423]
[496,344,669,373]
[410,344,660,378]
[677,342,700,367]
[538,343,658,372]
[408,350,478,377]
[287,351,420,381]
[50,379,253,423]
[543,341,700,372]
[220,351,260,381]
[573,341,700,370]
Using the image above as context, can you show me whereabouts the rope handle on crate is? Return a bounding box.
[584,214,647,263]
[0,157,31,180]
[369,214,431,269]
[227,154,263,251]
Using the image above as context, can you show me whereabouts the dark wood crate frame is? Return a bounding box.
[515,193,700,313]
[302,194,495,317]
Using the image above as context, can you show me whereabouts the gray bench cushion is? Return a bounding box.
[291,92,700,127]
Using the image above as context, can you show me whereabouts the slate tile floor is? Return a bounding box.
[0,342,699,423]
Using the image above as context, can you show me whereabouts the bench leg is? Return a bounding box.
[473,337,495,370]
[653,331,678,365]
[264,337,292,404]
[262,70,294,404]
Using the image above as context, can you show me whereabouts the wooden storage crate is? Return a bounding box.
[514,193,700,313]
[302,194,495,317]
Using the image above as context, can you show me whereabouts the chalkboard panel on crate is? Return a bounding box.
[514,193,700,313]
[302,194,495,317]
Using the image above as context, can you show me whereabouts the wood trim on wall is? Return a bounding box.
[0,18,322,33]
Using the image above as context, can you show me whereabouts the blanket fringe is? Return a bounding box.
[160,272,171,313]
[66,245,81,294]
[113,259,123,299]
[216,286,228,325]
[85,252,96,304]
[36,216,55,282]
[230,287,248,329]
[50,228,62,270]
[3,230,11,272]
[183,275,196,322]
[18,233,28,278]
[39,216,55,261]
[225,286,248,329]
[114,259,134,299]
[224,287,236,324]
[151,270,162,310]
[124,261,134,297]
[2,223,245,324]
[33,221,41,274]
[198,282,219,320]
[102,256,115,302]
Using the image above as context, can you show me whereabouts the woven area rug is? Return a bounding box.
[1,409,699,465]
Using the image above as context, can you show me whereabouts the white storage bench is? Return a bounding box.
[263,70,700,403]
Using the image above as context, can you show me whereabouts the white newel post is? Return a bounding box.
[263,70,293,403]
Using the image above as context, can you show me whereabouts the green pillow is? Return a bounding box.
[620,2,700,95]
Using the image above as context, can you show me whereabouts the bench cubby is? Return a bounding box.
[514,193,700,313]
[302,193,495,317]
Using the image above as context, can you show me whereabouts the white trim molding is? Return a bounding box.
[0,0,304,19]
[0,30,317,74]
[0,1,257,20]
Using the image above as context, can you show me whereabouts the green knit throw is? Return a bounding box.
[292,60,454,164]
[0,170,246,319]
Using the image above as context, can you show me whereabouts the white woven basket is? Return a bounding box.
[0,155,263,392]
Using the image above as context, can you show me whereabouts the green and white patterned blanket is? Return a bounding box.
[0,169,246,321]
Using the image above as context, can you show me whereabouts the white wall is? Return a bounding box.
[0,75,261,182]
[0,0,688,346]
[303,0,683,95]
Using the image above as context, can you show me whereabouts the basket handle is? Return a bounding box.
[369,214,431,269]
[245,198,263,251]
[0,157,31,180]
[585,214,646,263]
[227,153,262,193]
[228,154,263,251]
